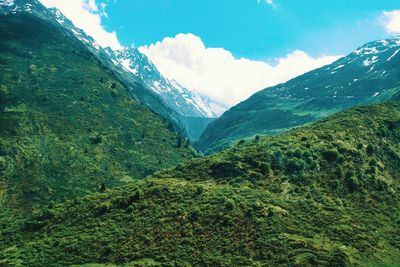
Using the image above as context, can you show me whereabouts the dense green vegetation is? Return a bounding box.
[1,101,399,266]
[197,40,400,154]
[0,13,197,210]
[1,3,400,266]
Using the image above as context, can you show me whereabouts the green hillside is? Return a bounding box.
[0,13,197,211]
[196,39,400,154]
[1,100,399,266]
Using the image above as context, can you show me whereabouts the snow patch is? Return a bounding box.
[354,46,379,55]
[152,81,162,93]
[0,0,14,7]
[387,49,400,61]
[120,59,138,75]
[363,56,378,66]
[333,64,345,70]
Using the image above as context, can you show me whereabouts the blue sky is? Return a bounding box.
[40,0,400,106]
[102,0,399,60]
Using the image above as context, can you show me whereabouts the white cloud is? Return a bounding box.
[139,33,341,107]
[382,10,400,35]
[257,0,277,8]
[38,0,122,49]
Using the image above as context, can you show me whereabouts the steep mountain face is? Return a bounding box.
[108,47,226,118]
[197,38,400,154]
[43,2,225,141]
[0,2,197,210]
[104,47,225,141]
[2,100,399,266]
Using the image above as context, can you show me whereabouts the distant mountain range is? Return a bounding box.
[196,37,400,153]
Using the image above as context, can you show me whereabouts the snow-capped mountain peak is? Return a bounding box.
[353,37,400,56]
[0,0,41,14]
[108,47,226,118]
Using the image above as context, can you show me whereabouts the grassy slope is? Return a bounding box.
[0,13,197,210]
[196,49,400,155]
[1,101,400,266]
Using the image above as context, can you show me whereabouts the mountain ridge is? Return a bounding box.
[43,1,226,140]
[196,37,400,153]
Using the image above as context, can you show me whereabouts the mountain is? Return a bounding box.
[196,38,400,154]
[0,0,198,210]
[108,47,226,118]
[105,47,225,141]
[2,100,399,266]
[45,4,225,141]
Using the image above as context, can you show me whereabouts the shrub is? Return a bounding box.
[99,182,106,193]
[369,158,378,167]
[259,162,271,175]
[211,161,241,177]
[290,174,308,185]
[293,148,303,158]
[0,85,8,110]
[366,144,375,156]
[345,175,360,192]
[132,189,144,201]
[309,161,319,170]
[224,198,236,211]
[177,137,183,147]
[97,203,111,215]
[302,151,312,159]
[189,207,201,221]
[346,166,356,178]
[89,133,102,145]
[195,186,204,195]
[336,166,345,179]
[272,150,285,169]
[322,149,340,162]
[286,158,306,173]
[305,156,314,164]
[378,128,389,137]
[331,179,340,190]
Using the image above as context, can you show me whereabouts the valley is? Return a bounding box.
[0,1,399,266]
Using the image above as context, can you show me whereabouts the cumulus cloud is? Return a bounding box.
[382,10,400,35]
[139,33,341,106]
[39,0,122,49]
